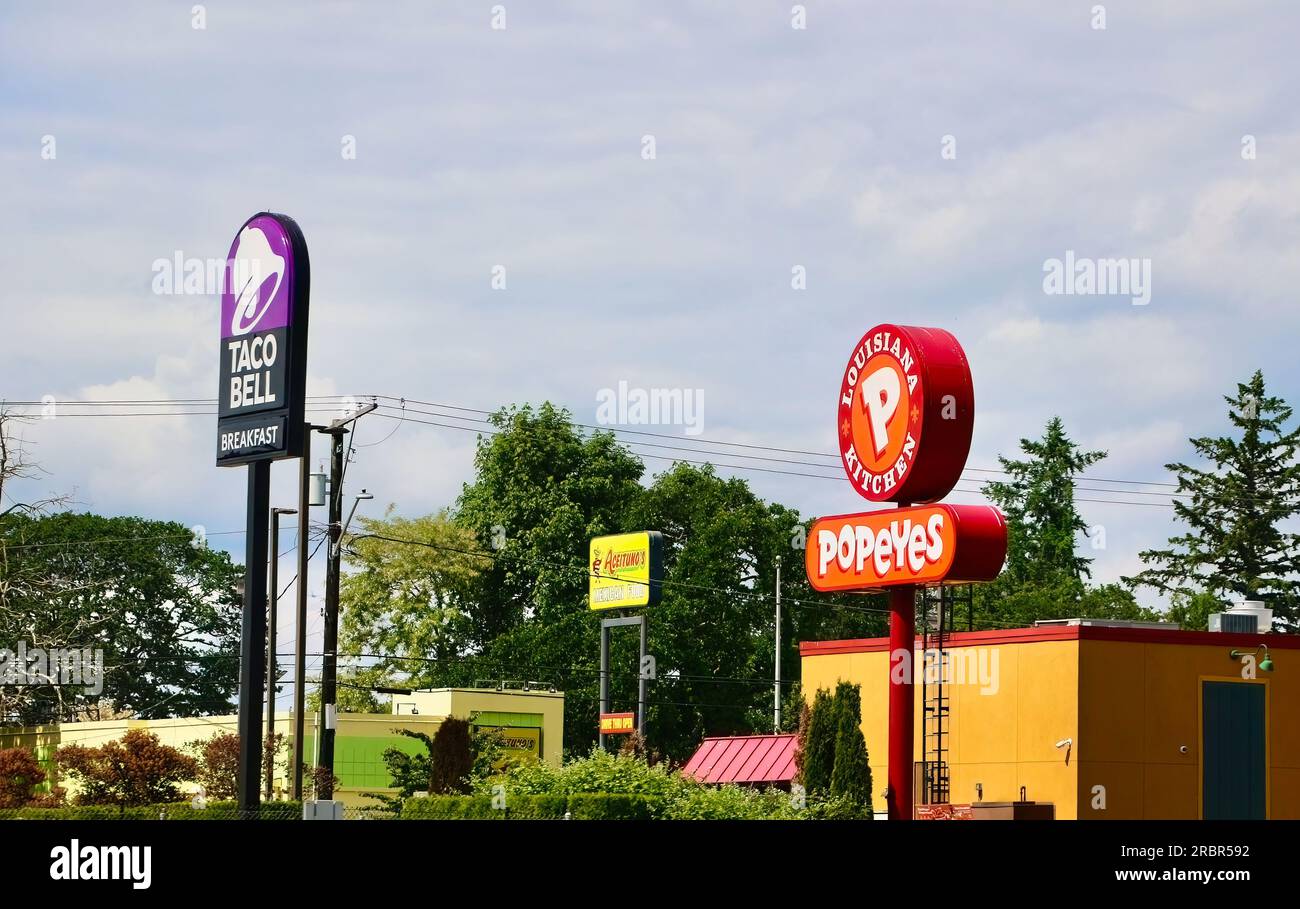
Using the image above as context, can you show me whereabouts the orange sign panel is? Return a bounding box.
[804,504,1006,591]
[599,712,636,735]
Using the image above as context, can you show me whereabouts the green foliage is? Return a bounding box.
[565,792,655,820]
[340,510,485,673]
[0,800,302,820]
[828,682,871,808]
[984,417,1106,585]
[1128,371,1300,631]
[306,671,390,714]
[380,722,506,801]
[0,513,242,724]
[478,748,685,803]
[397,792,655,820]
[458,749,868,820]
[976,417,1162,627]
[796,687,836,795]
[1166,590,1221,632]
[334,403,886,761]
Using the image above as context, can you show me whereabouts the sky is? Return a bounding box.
[3,1,1299,693]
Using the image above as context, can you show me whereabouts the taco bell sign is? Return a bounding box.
[216,213,310,465]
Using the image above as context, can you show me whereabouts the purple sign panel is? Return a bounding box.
[221,215,295,340]
[216,213,310,466]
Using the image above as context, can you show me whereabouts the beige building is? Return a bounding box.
[0,686,564,807]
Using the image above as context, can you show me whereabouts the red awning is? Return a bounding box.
[680,734,798,785]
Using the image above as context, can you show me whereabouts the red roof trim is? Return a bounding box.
[681,734,799,784]
[799,624,1299,656]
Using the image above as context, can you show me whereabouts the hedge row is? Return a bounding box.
[0,800,303,820]
[399,792,655,820]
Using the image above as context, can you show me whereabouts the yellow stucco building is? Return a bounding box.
[801,620,1298,819]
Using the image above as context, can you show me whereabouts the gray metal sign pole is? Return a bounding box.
[599,613,647,749]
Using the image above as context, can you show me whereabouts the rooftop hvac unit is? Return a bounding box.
[1208,600,1273,634]
[1210,612,1258,633]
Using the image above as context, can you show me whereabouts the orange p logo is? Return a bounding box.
[860,364,901,457]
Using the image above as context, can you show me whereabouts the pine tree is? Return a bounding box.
[828,682,872,811]
[972,417,1154,627]
[983,416,1106,585]
[795,688,836,795]
[1128,371,1300,631]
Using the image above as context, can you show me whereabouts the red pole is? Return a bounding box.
[888,584,915,820]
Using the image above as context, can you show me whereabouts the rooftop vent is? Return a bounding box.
[1209,600,1272,634]
[1032,618,1181,631]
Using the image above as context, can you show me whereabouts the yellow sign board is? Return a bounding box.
[475,725,541,768]
[588,531,663,610]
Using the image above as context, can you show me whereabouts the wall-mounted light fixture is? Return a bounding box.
[1229,645,1273,672]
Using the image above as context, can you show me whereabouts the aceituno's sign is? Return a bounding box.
[589,531,664,610]
[216,213,310,466]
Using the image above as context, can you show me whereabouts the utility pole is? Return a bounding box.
[266,506,296,800]
[317,426,346,799]
[774,554,782,733]
[314,402,376,800]
[292,433,312,800]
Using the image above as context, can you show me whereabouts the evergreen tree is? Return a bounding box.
[973,418,1156,626]
[1128,371,1300,631]
[795,687,836,795]
[828,682,872,811]
[984,416,1106,585]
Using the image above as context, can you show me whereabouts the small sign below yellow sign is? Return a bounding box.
[599,712,636,735]
[588,531,663,610]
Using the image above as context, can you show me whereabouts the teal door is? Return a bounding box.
[1201,681,1266,819]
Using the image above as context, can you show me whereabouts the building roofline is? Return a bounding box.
[799,623,1299,655]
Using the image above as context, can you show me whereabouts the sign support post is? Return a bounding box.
[598,614,647,749]
[237,460,271,815]
[215,212,311,818]
[887,583,915,820]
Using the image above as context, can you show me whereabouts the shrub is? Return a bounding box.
[57,730,198,807]
[665,784,797,820]
[0,747,48,808]
[566,793,654,820]
[429,719,474,794]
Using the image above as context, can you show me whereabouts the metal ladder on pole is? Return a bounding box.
[920,585,952,805]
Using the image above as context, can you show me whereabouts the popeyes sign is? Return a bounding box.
[810,323,1006,591]
[806,505,1006,592]
[838,324,973,503]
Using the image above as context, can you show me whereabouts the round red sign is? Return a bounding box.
[836,324,974,503]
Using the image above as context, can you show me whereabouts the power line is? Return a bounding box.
[364,409,1182,508]
[2,394,1187,491]
[346,529,1045,629]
